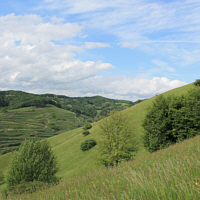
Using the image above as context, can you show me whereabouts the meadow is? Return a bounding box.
[1,134,199,199]
[0,83,199,199]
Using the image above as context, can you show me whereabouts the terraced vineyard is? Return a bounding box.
[0,105,91,153]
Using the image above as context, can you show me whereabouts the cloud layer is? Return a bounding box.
[0,1,193,101]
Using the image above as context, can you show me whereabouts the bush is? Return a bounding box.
[82,130,90,136]
[194,79,200,86]
[6,139,59,188]
[83,123,92,130]
[80,139,96,151]
[143,88,200,152]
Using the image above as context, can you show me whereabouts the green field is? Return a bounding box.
[0,83,199,199]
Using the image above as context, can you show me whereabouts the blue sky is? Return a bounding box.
[0,0,200,101]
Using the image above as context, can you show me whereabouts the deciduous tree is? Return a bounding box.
[97,110,137,167]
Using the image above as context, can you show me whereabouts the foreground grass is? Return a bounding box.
[1,135,199,200]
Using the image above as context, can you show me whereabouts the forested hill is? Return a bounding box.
[0,90,136,154]
[40,93,135,119]
[0,90,135,119]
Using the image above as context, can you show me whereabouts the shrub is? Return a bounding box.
[6,138,59,188]
[194,79,200,86]
[83,123,92,130]
[82,130,90,136]
[80,139,96,151]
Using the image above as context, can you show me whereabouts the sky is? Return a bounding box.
[0,0,200,101]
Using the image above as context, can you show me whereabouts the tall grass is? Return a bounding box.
[1,135,199,200]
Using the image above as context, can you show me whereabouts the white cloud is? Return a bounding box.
[0,7,191,101]
[38,0,200,71]
[152,59,176,72]
[0,14,117,97]
[85,42,110,49]
[0,13,82,45]
[26,76,186,101]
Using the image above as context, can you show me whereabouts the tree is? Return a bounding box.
[142,95,173,152]
[6,139,59,187]
[143,88,200,153]
[97,110,137,167]
[194,79,200,86]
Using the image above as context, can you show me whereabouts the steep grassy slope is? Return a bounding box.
[0,83,195,185]
[2,128,200,199]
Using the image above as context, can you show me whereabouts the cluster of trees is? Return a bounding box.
[82,123,92,136]
[19,98,61,109]
[1,90,135,120]
[81,123,96,151]
[42,94,135,119]
[0,95,8,107]
[143,86,200,152]
[0,91,61,110]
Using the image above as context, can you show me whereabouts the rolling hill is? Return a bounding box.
[0,90,133,153]
[0,83,199,199]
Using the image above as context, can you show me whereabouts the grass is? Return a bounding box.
[1,134,199,200]
[0,83,198,199]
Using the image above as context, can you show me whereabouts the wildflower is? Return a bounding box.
[195,182,198,186]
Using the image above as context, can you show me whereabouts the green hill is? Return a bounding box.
[0,83,199,199]
[0,90,133,153]
[4,134,199,199]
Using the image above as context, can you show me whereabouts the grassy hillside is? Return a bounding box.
[0,91,133,153]
[2,134,199,199]
[0,83,198,198]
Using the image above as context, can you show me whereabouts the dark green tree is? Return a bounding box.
[194,79,200,86]
[6,139,59,187]
[143,88,200,152]
[142,95,173,152]
[97,110,137,167]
